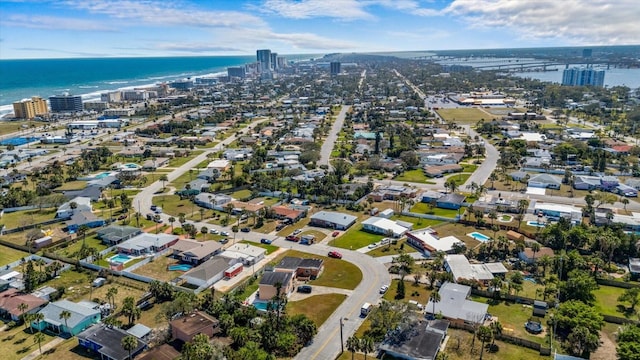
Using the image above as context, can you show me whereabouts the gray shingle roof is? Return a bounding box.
[38,299,99,328]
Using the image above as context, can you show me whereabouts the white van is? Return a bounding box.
[360,302,373,317]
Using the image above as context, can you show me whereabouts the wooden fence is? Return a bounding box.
[448,321,550,355]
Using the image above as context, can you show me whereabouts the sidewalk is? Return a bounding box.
[22,337,65,360]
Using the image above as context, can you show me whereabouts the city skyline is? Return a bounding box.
[1,0,639,60]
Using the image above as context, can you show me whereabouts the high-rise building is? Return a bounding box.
[227,66,246,79]
[49,94,83,112]
[562,67,605,87]
[12,96,48,119]
[270,52,278,70]
[330,62,341,75]
[256,49,271,73]
[276,56,287,69]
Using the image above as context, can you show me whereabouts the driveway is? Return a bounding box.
[288,285,353,301]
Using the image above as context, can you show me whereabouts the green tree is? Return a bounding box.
[618,287,640,313]
[121,296,141,326]
[346,335,360,360]
[429,291,441,317]
[476,326,493,360]
[360,337,374,360]
[556,300,604,356]
[59,310,71,335]
[559,269,598,304]
[106,287,118,310]
[616,324,640,360]
[34,332,45,354]
[395,279,405,300]
[121,335,138,360]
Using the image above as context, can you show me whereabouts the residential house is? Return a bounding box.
[197,168,221,181]
[0,288,47,322]
[137,344,180,360]
[629,258,640,280]
[206,159,231,172]
[66,210,106,232]
[425,283,489,325]
[57,196,92,218]
[32,299,101,335]
[421,191,443,203]
[274,257,324,280]
[573,175,603,190]
[126,323,152,342]
[258,271,295,300]
[169,239,222,265]
[528,173,562,190]
[272,205,307,223]
[519,247,555,264]
[423,164,463,178]
[77,324,147,360]
[368,185,417,201]
[116,233,179,256]
[510,170,528,181]
[194,192,232,210]
[444,255,507,284]
[361,217,412,237]
[436,193,466,210]
[221,243,266,265]
[532,201,582,222]
[96,225,142,245]
[378,319,449,360]
[170,311,220,342]
[180,256,235,288]
[230,201,265,215]
[406,230,463,257]
[616,184,638,197]
[309,211,357,230]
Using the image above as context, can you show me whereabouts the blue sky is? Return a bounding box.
[0,0,638,59]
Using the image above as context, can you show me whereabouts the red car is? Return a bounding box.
[328,251,342,259]
[332,231,340,237]
[285,235,300,242]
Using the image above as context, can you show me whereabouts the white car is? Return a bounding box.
[220,231,229,236]
[209,229,219,234]
[368,242,378,249]
[379,285,389,294]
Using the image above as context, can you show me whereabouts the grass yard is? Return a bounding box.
[593,285,628,317]
[329,226,385,250]
[276,218,310,237]
[366,238,411,257]
[436,108,489,124]
[240,240,279,255]
[132,254,181,282]
[153,194,199,218]
[443,328,545,360]
[409,202,460,218]
[298,230,327,243]
[54,181,87,191]
[0,120,30,136]
[432,222,490,249]
[0,245,30,266]
[166,152,203,168]
[382,279,433,305]
[272,250,362,290]
[230,189,252,199]
[446,173,471,186]
[251,219,279,234]
[462,163,479,172]
[470,296,548,345]
[0,325,56,360]
[90,279,146,307]
[394,169,428,183]
[0,208,58,229]
[287,293,347,327]
[55,235,108,258]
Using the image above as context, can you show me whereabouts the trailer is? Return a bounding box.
[224,263,243,279]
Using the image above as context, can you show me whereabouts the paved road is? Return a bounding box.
[319,105,351,169]
[461,126,499,189]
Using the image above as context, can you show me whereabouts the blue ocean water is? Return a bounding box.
[0,55,257,108]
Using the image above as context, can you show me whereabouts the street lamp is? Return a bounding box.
[339,317,348,353]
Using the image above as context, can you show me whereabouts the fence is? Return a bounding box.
[1,217,69,235]
[596,278,640,289]
[448,321,550,354]
[602,314,640,325]
[470,288,557,308]
[400,211,459,223]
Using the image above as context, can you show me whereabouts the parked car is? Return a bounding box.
[209,229,219,234]
[117,214,127,220]
[328,251,342,259]
[297,285,312,294]
[146,213,154,220]
[241,227,251,233]
[150,205,157,211]
[293,229,302,235]
[286,235,300,242]
[260,238,272,244]
[332,231,340,237]
[276,224,286,231]
[379,285,389,294]
[368,242,378,249]
[220,231,229,236]
[219,238,229,244]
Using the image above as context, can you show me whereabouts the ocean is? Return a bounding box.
[0,55,259,116]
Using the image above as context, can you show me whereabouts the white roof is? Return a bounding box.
[0,271,20,281]
[519,132,546,142]
[362,217,409,237]
[207,159,230,168]
[408,230,462,252]
[225,243,266,258]
[446,255,494,281]
[526,187,546,195]
[533,202,581,215]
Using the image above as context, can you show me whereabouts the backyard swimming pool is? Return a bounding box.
[109,254,132,264]
[467,232,490,242]
[122,163,140,169]
[527,221,546,228]
[168,264,193,271]
[253,302,269,311]
[94,172,112,179]
[0,137,39,146]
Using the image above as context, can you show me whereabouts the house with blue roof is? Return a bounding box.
[32,299,101,336]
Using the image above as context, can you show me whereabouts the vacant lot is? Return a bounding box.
[470,296,547,345]
[395,169,429,183]
[443,328,545,360]
[0,245,30,267]
[288,293,347,327]
[132,254,181,282]
[1,208,58,229]
[382,279,433,305]
[329,226,384,250]
[436,108,489,124]
[0,324,56,360]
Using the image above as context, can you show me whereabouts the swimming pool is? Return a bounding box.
[467,232,490,242]
[123,163,139,169]
[168,264,193,271]
[253,302,270,311]
[524,276,537,284]
[94,172,112,179]
[109,254,132,264]
[0,137,39,146]
[527,221,546,228]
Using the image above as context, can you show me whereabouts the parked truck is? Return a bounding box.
[360,302,373,317]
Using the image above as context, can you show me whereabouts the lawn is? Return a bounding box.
[55,235,108,258]
[298,230,327,243]
[409,202,460,218]
[461,163,479,173]
[276,218,310,237]
[251,219,279,234]
[0,120,30,136]
[395,169,428,183]
[593,285,628,317]
[166,151,203,167]
[230,189,252,199]
[470,296,548,345]
[443,328,546,360]
[273,250,363,290]
[153,194,200,218]
[132,254,181,282]
[382,279,433,305]
[329,226,385,250]
[0,208,57,229]
[366,238,411,257]
[54,181,87,191]
[436,108,489,124]
[287,293,347,327]
[0,245,30,267]
[240,240,279,255]
[0,325,56,360]
[446,173,471,186]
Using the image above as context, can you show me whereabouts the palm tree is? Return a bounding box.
[360,337,374,360]
[531,242,541,264]
[77,224,90,246]
[490,321,503,347]
[159,174,168,189]
[106,287,118,310]
[121,335,138,360]
[32,313,44,334]
[477,326,493,359]
[34,332,45,354]
[346,336,360,360]
[168,216,176,232]
[18,302,28,325]
[429,291,441,318]
[59,310,71,335]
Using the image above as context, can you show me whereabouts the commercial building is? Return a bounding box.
[83,101,108,111]
[562,67,605,87]
[309,211,357,230]
[270,52,278,70]
[49,94,83,112]
[330,61,341,75]
[227,66,246,79]
[13,97,48,119]
[256,49,272,72]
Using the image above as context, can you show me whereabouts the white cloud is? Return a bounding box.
[445,0,640,45]
[4,14,116,31]
[261,0,374,20]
